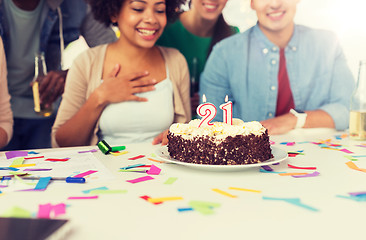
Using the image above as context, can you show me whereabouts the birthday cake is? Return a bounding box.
[167,119,273,165]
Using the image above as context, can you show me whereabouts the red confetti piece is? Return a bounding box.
[288,153,299,157]
[128,155,145,160]
[45,158,69,162]
[140,195,163,205]
[288,164,316,170]
[24,156,44,159]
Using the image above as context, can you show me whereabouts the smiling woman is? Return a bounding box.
[51,0,191,147]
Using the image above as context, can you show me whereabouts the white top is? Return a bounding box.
[98,66,174,144]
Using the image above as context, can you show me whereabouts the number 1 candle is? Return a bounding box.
[219,95,233,125]
[197,94,217,128]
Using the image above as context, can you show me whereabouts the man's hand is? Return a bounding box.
[260,113,297,135]
[39,70,68,107]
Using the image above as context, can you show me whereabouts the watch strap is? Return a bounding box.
[290,109,307,128]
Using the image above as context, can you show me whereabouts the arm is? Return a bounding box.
[0,38,13,148]
[261,110,334,135]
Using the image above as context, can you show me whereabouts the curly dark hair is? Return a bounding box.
[87,0,186,27]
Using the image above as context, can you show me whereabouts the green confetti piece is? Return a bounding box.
[150,153,157,157]
[1,206,32,218]
[344,155,358,161]
[188,201,221,215]
[11,157,24,166]
[164,177,178,185]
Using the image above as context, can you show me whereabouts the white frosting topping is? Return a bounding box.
[169,118,266,141]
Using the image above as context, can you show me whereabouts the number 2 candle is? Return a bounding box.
[197,94,217,128]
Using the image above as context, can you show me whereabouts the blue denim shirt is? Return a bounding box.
[0,0,116,118]
[200,24,355,130]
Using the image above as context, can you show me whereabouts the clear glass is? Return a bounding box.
[32,52,53,117]
[349,60,366,140]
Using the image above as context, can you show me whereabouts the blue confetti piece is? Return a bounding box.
[34,177,52,190]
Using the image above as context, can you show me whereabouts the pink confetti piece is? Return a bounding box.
[269,140,275,145]
[73,170,97,178]
[140,195,163,205]
[5,151,28,159]
[292,171,320,178]
[355,145,366,148]
[128,155,145,160]
[287,142,295,146]
[340,148,354,154]
[127,176,154,184]
[68,196,99,200]
[53,203,66,217]
[288,164,317,170]
[146,165,161,175]
[37,203,52,218]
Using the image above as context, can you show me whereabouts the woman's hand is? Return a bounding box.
[152,129,169,145]
[96,64,157,105]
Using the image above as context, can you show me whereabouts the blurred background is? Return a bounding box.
[65,0,365,80]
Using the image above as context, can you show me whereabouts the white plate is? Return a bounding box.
[155,146,288,172]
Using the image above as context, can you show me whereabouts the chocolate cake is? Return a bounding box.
[167,119,273,165]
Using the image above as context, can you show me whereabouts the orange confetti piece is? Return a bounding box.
[346,161,366,172]
[147,158,165,163]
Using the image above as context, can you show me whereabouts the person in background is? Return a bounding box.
[157,0,239,117]
[51,0,190,147]
[0,37,13,148]
[200,0,355,134]
[0,0,117,151]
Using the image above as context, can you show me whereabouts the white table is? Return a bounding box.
[1,128,366,240]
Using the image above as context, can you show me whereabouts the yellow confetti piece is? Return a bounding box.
[212,188,237,198]
[9,164,36,168]
[147,196,183,203]
[228,187,262,193]
[110,151,129,156]
[278,172,309,176]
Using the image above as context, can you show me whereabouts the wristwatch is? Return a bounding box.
[290,109,307,128]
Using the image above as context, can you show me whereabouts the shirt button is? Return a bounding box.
[263,48,269,54]
[271,86,276,91]
[272,47,278,52]
[271,59,277,65]
[268,113,273,117]
[292,46,297,51]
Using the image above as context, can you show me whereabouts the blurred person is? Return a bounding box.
[200,0,355,134]
[52,0,190,147]
[0,37,13,148]
[157,0,239,117]
[0,0,117,150]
